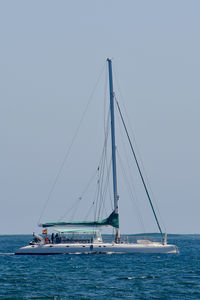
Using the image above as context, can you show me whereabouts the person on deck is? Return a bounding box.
[45,236,50,244]
[51,233,55,244]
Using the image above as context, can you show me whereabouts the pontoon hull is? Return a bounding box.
[15,242,178,254]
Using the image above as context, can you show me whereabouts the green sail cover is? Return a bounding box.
[40,211,119,229]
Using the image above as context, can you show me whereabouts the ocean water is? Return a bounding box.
[0,234,200,299]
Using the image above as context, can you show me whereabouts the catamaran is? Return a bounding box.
[15,59,178,254]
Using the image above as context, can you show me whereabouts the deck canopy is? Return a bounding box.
[39,211,119,229]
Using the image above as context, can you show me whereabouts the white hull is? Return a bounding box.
[15,242,178,255]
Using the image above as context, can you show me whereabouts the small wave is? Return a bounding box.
[0,252,14,255]
[119,275,157,280]
[140,275,156,279]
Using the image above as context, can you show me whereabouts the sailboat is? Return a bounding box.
[15,59,178,254]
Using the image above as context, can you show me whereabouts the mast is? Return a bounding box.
[107,58,120,243]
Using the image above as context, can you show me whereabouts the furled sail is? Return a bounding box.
[40,211,119,228]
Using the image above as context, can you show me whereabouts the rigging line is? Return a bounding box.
[67,200,80,222]
[94,167,102,221]
[102,110,113,211]
[58,197,82,222]
[94,77,111,221]
[67,113,109,223]
[103,157,113,211]
[84,201,96,221]
[68,198,83,222]
[145,185,166,233]
[104,113,113,211]
[115,99,164,241]
[57,167,98,221]
[118,99,166,231]
[79,168,99,198]
[126,129,167,232]
[97,145,107,220]
[116,111,146,232]
[93,182,99,221]
[38,63,106,224]
[116,149,146,233]
[99,63,110,219]
[113,68,166,233]
[101,159,112,217]
[69,176,100,222]
[82,172,100,221]
[116,95,166,233]
[97,154,111,220]
[94,114,110,220]
[99,136,112,218]
[97,117,111,219]
[83,171,99,221]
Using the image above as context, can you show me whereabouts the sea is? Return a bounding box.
[0,234,200,299]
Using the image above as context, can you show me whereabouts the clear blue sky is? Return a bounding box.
[0,0,200,234]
